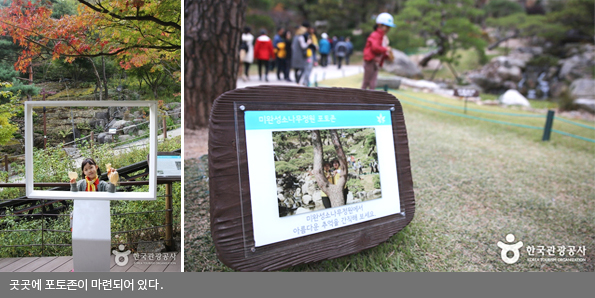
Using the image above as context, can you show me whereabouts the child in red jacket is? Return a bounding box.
[361,13,395,90]
[254,29,275,82]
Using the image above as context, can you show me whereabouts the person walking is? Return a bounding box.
[240,26,254,81]
[334,37,348,69]
[291,21,311,85]
[345,37,354,65]
[331,36,338,65]
[301,25,318,86]
[361,12,395,90]
[254,29,275,82]
[319,33,331,67]
[272,27,284,72]
[274,29,291,81]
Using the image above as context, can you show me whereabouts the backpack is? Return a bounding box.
[276,42,287,59]
[239,41,248,51]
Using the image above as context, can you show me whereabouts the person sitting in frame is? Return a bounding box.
[320,161,334,209]
[332,158,349,205]
[69,158,118,193]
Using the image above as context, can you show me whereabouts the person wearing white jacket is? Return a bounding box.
[240,26,255,81]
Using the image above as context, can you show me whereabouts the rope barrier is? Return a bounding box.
[393,90,546,118]
[554,116,595,130]
[382,87,595,143]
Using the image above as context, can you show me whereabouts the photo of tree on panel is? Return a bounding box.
[274,128,381,218]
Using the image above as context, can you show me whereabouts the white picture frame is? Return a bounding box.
[24,100,158,201]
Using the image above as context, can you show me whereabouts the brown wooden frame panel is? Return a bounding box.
[208,86,415,271]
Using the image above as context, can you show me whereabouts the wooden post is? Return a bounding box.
[165,182,173,249]
[163,117,167,139]
[4,155,8,182]
[43,92,47,150]
[90,131,95,158]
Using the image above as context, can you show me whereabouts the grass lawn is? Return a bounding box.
[184,74,595,272]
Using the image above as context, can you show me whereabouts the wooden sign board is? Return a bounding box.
[208,86,415,271]
[454,88,479,98]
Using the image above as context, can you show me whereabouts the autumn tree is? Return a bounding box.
[0,0,180,99]
[311,129,347,208]
[184,0,247,129]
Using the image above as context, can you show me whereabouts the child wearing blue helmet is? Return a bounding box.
[362,12,395,90]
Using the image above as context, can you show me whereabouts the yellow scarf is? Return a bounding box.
[85,176,99,192]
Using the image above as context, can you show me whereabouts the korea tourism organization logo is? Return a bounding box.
[112,244,178,266]
[497,234,587,264]
[112,244,132,267]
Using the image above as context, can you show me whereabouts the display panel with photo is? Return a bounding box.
[244,110,401,247]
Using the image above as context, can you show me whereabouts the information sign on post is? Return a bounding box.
[454,88,480,114]
[208,86,415,271]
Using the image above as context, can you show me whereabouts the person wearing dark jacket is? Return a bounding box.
[334,37,349,69]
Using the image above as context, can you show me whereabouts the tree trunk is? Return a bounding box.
[185,0,246,129]
[311,130,348,207]
[87,58,103,100]
[102,56,108,100]
[487,31,518,50]
[419,30,447,67]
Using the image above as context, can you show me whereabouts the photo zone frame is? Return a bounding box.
[209,86,415,271]
[25,100,158,200]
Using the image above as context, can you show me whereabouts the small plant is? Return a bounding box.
[57,128,72,139]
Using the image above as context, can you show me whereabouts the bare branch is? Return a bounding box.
[77,0,181,31]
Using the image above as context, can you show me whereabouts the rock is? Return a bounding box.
[170,108,181,120]
[574,98,595,113]
[63,148,80,158]
[118,135,133,142]
[468,72,503,91]
[302,195,313,205]
[559,44,595,81]
[502,81,518,90]
[95,112,109,120]
[550,81,569,98]
[109,120,132,131]
[302,178,317,196]
[492,56,526,69]
[294,207,311,215]
[569,79,595,99]
[123,125,138,135]
[382,49,423,78]
[89,119,107,130]
[97,133,113,144]
[137,241,166,253]
[499,89,531,107]
[376,77,401,89]
[496,65,522,82]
